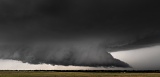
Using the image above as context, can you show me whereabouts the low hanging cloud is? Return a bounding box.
[103,33,160,52]
[0,40,130,67]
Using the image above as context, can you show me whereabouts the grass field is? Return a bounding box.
[0,71,160,77]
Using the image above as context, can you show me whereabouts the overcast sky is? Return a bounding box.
[0,0,160,70]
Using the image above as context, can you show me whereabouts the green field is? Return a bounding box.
[0,71,160,77]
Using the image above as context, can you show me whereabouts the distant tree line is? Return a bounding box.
[1,70,160,73]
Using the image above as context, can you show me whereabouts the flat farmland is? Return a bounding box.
[0,71,160,77]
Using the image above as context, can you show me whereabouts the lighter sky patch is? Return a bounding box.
[0,59,131,70]
[0,59,106,70]
[111,45,160,70]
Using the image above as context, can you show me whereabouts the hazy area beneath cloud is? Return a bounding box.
[0,59,131,70]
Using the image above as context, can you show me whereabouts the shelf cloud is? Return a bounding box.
[0,0,160,68]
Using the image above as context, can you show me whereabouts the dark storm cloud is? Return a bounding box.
[0,0,160,68]
[0,41,130,67]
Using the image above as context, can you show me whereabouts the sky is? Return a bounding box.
[0,0,160,70]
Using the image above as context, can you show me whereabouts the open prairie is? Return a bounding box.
[0,71,160,77]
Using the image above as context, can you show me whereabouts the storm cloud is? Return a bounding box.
[0,0,160,68]
[0,40,130,67]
